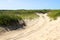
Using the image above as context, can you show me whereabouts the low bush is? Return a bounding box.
[48,10,60,20]
[0,14,22,26]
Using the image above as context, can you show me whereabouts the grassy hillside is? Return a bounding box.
[0,9,49,19]
[0,9,49,32]
[48,10,60,20]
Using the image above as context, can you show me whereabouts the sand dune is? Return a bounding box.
[0,13,60,40]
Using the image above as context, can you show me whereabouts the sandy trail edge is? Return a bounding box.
[0,13,60,40]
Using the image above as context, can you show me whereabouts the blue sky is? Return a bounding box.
[0,0,60,10]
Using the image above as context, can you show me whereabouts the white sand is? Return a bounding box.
[0,13,60,40]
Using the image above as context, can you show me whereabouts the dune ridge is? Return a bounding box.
[0,13,60,40]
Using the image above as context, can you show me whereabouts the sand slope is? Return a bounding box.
[0,13,60,40]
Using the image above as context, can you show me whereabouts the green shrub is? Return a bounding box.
[0,14,22,26]
[48,10,60,20]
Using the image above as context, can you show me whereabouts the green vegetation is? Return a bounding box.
[0,9,49,19]
[48,10,60,20]
[0,9,50,31]
[0,9,50,26]
[0,14,21,26]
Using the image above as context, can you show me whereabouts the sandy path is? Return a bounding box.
[0,13,60,40]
